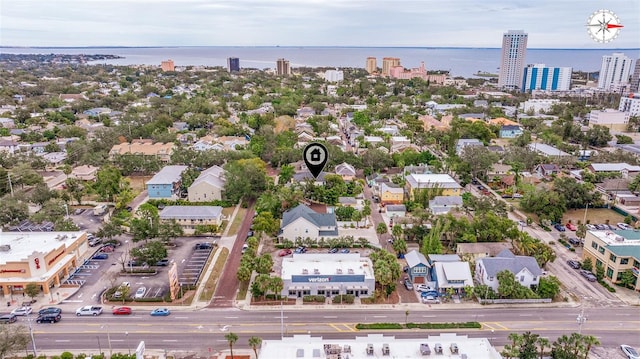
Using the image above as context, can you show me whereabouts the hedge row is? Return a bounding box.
[355,322,482,330]
[355,323,403,330]
[303,295,326,303]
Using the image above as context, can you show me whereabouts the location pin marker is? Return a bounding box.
[303,143,329,179]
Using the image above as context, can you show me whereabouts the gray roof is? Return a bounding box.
[405,250,429,268]
[338,197,357,205]
[429,196,463,207]
[159,206,223,220]
[528,143,571,157]
[293,171,328,182]
[386,204,407,212]
[191,173,225,189]
[201,165,225,178]
[428,254,461,263]
[281,204,337,231]
[479,249,542,277]
[147,165,188,185]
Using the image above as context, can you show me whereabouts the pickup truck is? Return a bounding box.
[75,306,103,316]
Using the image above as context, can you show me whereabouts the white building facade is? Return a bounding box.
[619,93,640,117]
[521,64,571,92]
[598,53,633,92]
[281,254,374,298]
[588,109,629,131]
[498,30,528,90]
[324,69,344,82]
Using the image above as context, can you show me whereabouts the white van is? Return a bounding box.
[93,204,107,216]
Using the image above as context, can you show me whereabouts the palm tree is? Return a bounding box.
[582,335,600,359]
[248,336,262,359]
[225,332,239,359]
[536,336,550,359]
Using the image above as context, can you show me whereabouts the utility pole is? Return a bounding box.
[8,172,13,197]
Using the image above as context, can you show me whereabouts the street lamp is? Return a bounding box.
[101,325,112,357]
[125,331,131,356]
[97,335,102,356]
[25,314,37,356]
[583,203,591,225]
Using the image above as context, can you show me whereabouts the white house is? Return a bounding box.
[279,204,338,242]
[187,165,226,202]
[475,249,543,292]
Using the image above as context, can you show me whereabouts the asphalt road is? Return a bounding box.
[25,306,640,353]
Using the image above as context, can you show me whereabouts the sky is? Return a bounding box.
[1,0,639,48]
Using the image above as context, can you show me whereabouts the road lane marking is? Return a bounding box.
[175,316,188,319]
[519,314,533,317]
[225,316,239,319]
[373,315,387,318]
[274,316,288,319]
[55,340,70,342]
[422,315,436,318]
[162,340,178,342]
[324,316,338,319]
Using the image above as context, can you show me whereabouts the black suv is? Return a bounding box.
[195,243,213,250]
[36,313,61,323]
[567,260,581,269]
[38,307,62,316]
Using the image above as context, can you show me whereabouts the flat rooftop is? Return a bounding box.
[259,333,501,359]
[590,229,640,258]
[0,231,85,264]
[281,254,374,280]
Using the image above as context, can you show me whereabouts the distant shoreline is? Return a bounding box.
[2,45,639,51]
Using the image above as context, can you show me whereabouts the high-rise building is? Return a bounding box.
[619,93,640,117]
[598,53,633,92]
[629,58,640,93]
[160,59,175,72]
[498,30,528,90]
[521,64,572,92]
[366,57,377,74]
[382,57,400,77]
[227,57,240,73]
[276,58,290,76]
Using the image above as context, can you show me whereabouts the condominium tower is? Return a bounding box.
[598,53,633,92]
[160,59,175,72]
[628,58,640,93]
[227,57,240,73]
[366,57,377,74]
[521,64,572,92]
[498,30,528,90]
[276,58,291,76]
[382,57,401,77]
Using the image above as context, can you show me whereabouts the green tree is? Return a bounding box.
[376,222,388,235]
[224,158,268,203]
[96,220,124,241]
[0,197,29,227]
[225,332,239,359]
[130,240,167,267]
[581,257,593,272]
[93,165,123,201]
[278,164,295,185]
[618,270,637,289]
[248,336,262,359]
[391,238,408,255]
[24,282,40,302]
[595,263,605,281]
[536,337,550,359]
[255,253,274,274]
[0,323,30,359]
[253,211,280,237]
[519,331,540,359]
[582,335,600,359]
[65,177,85,205]
[537,276,561,299]
[236,264,252,282]
[157,219,184,244]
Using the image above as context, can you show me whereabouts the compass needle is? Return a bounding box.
[587,9,623,43]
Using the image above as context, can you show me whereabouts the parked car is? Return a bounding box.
[36,313,61,323]
[415,284,436,293]
[617,223,632,230]
[247,230,254,238]
[328,248,339,254]
[88,237,103,247]
[579,269,597,282]
[567,260,581,269]
[0,314,17,324]
[99,244,115,253]
[421,290,439,298]
[112,306,132,315]
[150,308,171,316]
[134,287,147,299]
[403,265,409,273]
[73,208,84,215]
[340,249,350,254]
[403,279,414,290]
[621,345,640,359]
[279,249,292,257]
[595,224,607,230]
[294,246,307,254]
[76,306,103,316]
[38,307,62,316]
[127,260,143,267]
[585,224,596,230]
[155,258,170,266]
[565,223,577,231]
[92,253,108,260]
[512,193,523,199]
[421,295,440,304]
[11,307,32,316]
[242,243,249,254]
[568,238,581,246]
[194,242,213,250]
[554,224,566,232]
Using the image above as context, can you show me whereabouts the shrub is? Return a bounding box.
[61,352,74,359]
[303,295,326,303]
[355,323,403,330]
[406,322,481,329]
[332,294,355,304]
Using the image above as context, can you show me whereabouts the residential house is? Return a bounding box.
[405,174,462,199]
[489,164,513,177]
[279,204,338,242]
[380,182,404,205]
[528,143,571,158]
[475,249,543,291]
[188,165,226,202]
[429,196,463,215]
[0,140,19,154]
[405,250,430,284]
[59,94,87,102]
[534,164,560,178]
[386,204,406,219]
[159,206,223,234]
[83,107,112,117]
[146,165,188,199]
[499,125,523,138]
[109,140,175,162]
[587,163,640,179]
[292,171,327,186]
[0,118,15,128]
[431,258,474,294]
[582,230,640,291]
[70,165,99,181]
[335,162,356,181]
[456,242,514,261]
[456,139,483,155]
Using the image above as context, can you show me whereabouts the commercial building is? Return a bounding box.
[498,30,528,90]
[619,93,640,117]
[381,57,400,77]
[521,64,572,92]
[227,57,240,73]
[160,59,175,72]
[365,56,377,74]
[158,206,223,234]
[323,69,344,82]
[259,333,501,359]
[276,58,291,76]
[0,231,89,297]
[598,53,633,92]
[588,109,629,131]
[281,253,374,298]
[582,230,640,291]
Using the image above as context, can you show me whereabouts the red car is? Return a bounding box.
[565,223,577,231]
[112,307,132,315]
[279,249,292,257]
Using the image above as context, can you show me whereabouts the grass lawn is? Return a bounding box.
[226,207,247,236]
[199,247,228,301]
[563,208,626,225]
